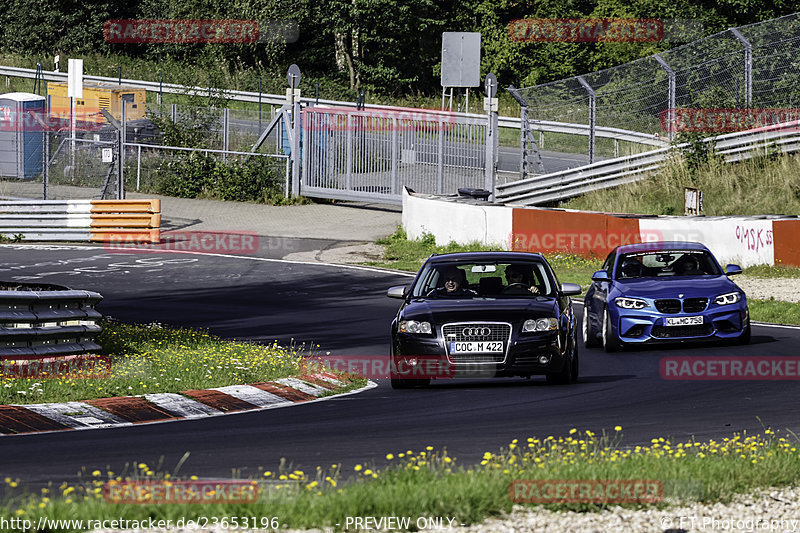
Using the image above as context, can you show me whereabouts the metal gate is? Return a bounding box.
[301,107,489,204]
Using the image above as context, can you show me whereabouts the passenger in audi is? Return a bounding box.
[503,264,540,295]
[431,266,476,297]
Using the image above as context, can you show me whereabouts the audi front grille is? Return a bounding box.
[442,322,512,364]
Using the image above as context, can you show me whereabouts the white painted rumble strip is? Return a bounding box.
[20,401,130,429]
[143,393,223,417]
[275,378,328,396]
[211,385,291,407]
[306,373,346,387]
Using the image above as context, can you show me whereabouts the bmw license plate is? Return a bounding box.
[450,341,504,353]
[665,316,703,326]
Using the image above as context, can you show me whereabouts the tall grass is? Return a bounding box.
[561,147,800,216]
[4,430,800,532]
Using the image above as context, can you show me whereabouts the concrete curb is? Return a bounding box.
[0,373,375,436]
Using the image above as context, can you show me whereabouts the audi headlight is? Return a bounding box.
[522,318,558,332]
[614,297,647,310]
[714,291,741,305]
[399,320,432,334]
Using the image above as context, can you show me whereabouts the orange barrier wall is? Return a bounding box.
[772,219,800,267]
[89,200,161,244]
[511,208,641,259]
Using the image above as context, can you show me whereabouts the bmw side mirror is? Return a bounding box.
[591,270,609,282]
[560,282,582,296]
[725,264,743,276]
[387,285,408,299]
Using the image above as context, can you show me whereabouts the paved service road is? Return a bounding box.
[2,246,798,488]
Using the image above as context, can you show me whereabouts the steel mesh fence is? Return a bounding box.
[514,12,800,162]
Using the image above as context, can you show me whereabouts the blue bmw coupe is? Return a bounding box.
[583,241,750,351]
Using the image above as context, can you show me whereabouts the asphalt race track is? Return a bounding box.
[2,245,800,487]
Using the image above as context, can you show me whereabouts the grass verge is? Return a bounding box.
[2,429,798,531]
[368,228,800,325]
[559,146,800,216]
[0,320,365,405]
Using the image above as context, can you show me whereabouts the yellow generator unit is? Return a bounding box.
[46,82,146,126]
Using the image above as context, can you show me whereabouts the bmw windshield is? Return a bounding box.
[615,250,722,280]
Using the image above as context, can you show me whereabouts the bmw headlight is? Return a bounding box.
[522,318,558,332]
[399,320,432,334]
[714,291,741,305]
[614,297,647,310]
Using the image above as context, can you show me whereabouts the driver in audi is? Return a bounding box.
[503,264,540,295]
[431,266,476,297]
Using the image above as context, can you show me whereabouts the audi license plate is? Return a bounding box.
[665,316,703,326]
[450,341,504,353]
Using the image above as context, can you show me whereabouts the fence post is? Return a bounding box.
[118,104,126,199]
[577,76,596,163]
[391,116,398,194]
[437,118,445,195]
[222,107,229,162]
[484,74,499,199]
[654,55,676,141]
[136,145,142,191]
[43,129,49,200]
[729,28,753,106]
[291,100,301,197]
[346,114,354,192]
[507,86,544,180]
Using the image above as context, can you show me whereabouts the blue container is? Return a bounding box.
[0,92,45,179]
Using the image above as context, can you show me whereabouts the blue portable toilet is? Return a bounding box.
[0,92,45,179]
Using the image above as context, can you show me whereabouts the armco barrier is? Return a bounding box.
[0,199,160,242]
[402,188,800,267]
[0,282,103,359]
[495,119,800,206]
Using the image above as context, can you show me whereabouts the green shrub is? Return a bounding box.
[151,152,284,202]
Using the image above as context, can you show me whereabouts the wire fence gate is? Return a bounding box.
[300,107,495,204]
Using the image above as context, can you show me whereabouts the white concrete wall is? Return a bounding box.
[402,189,513,247]
[638,218,774,267]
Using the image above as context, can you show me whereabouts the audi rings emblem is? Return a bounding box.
[462,327,491,337]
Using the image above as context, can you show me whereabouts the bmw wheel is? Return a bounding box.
[602,305,621,352]
[582,307,600,348]
[738,323,751,345]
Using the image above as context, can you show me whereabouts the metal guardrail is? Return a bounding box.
[496,121,800,205]
[0,65,665,146]
[0,199,161,242]
[0,282,103,359]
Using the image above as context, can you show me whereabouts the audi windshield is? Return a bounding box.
[410,261,557,298]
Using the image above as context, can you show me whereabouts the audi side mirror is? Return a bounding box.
[387,285,408,299]
[560,283,582,296]
[591,270,609,282]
